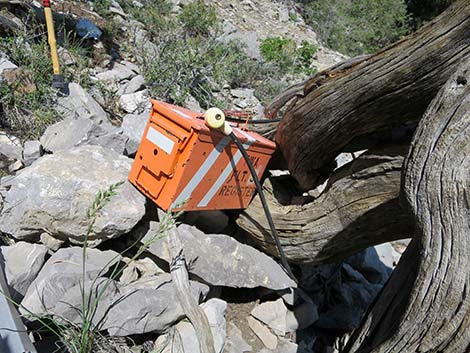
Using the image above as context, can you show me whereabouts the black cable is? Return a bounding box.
[228,131,297,282]
[225,117,282,124]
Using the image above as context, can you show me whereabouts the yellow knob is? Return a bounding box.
[204,107,225,130]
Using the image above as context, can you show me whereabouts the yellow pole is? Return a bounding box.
[43,6,60,75]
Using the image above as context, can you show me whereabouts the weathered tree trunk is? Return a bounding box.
[271,0,470,190]
[344,58,470,353]
[236,144,414,265]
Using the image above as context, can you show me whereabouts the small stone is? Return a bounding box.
[119,90,150,113]
[247,316,277,350]
[96,62,135,82]
[0,57,17,75]
[230,88,254,99]
[40,232,64,251]
[22,140,43,166]
[251,298,288,336]
[118,75,145,95]
[8,159,23,173]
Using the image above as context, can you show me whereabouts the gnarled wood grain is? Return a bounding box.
[274,0,470,190]
[236,144,414,265]
[345,58,470,353]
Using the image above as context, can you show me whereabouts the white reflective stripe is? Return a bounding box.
[146,127,175,155]
[171,136,231,208]
[235,128,256,144]
[171,108,193,120]
[197,140,253,208]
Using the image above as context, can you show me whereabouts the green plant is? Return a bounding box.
[304,0,411,56]
[260,37,297,72]
[260,37,317,75]
[118,0,175,36]
[139,32,263,108]
[178,0,218,37]
[93,0,112,18]
[0,34,60,139]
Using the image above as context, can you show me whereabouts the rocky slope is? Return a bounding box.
[0,1,406,352]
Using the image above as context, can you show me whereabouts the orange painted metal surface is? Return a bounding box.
[128,100,276,211]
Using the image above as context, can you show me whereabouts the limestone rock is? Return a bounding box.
[247,316,277,350]
[95,62,135,83]
[22,140,43,166]
[218,22,261,59]
[20,247,120,316]
[170,299,227,353]
[119,90,150,114]
[55,83,110,126]
[0,57,17,75]
[104,273,210,336]
[251,298,288,336]
[117,74,145,95]
[143,224,297,291]
[0,145,146,245]
[121,111,150,156]
[0,132,22,161]
[1,242,48,301]
[40,117,127,154]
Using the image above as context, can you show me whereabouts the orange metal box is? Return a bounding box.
[128,100,276,212]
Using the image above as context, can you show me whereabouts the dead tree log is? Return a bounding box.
[344,58,470,352]
[236,144,414,265]
[271,0,470,190]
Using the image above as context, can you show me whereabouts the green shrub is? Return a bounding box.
[178,0,218,36]
[140,33,265,108]
[260,37,317,75]
[304,0,411,56]
[93,0,112,18]
[118,0,175,36]
[0,35,59,139]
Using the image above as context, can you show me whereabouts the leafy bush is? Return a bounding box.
[260,37,317,75]
[118,0,175,36]
[304,0,411,56]
[0,35,59,139]
[93,0,112,18]
[178,0,218,36]
[140,34,267,108]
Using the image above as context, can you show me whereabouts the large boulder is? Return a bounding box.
[144,224,297,291]
[0,145,146,245]
[40,117,127,154]
[102,274,209,336]
[20,247,121,316]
